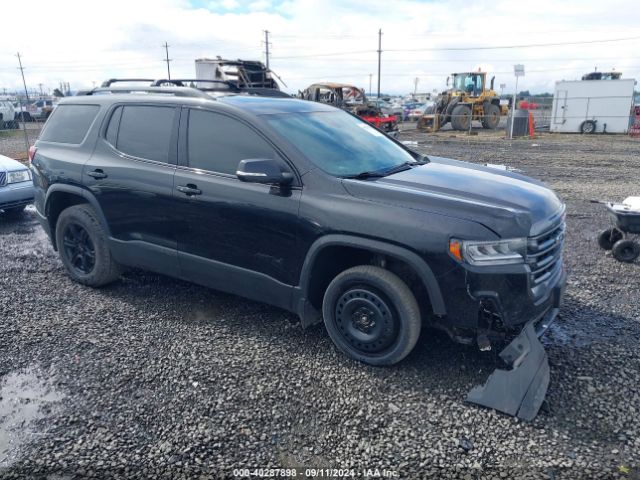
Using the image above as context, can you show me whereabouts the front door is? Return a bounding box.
[173,108,301,308]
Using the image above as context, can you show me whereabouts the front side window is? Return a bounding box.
[263,110,415,177]
[39,104,100,144]
[187,109,277,175]
[116,105,175,163]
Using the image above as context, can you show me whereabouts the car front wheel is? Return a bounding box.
[55,204,121,286]
[322,265,421,366]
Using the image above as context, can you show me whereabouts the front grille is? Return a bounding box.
[0,171,6,187]
[527,220,565,297]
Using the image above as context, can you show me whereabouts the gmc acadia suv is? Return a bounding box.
[31,85,566,377]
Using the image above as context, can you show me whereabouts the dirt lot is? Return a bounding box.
[1,126,639,479]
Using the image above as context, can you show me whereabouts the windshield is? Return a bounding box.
[452,73,483,94]
[263,111,416,177]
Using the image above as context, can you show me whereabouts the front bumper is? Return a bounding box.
[435,258,566,339]
[0,181,34,210]
[466,276,565,420]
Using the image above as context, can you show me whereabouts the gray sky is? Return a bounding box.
[1,0,638,96]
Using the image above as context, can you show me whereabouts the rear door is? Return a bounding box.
[83,103,182,276]
[553,90,567,124]
[173,107,301,308]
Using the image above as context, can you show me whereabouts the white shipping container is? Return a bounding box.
[550,78,636,134]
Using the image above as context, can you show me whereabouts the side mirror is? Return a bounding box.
[446,76,450,86]
[236,159,293,185]
[490,76,495,91]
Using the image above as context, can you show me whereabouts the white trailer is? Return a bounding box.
[550,78,636,134]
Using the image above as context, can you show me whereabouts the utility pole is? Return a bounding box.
[413,77,419,96]
[38,83,44,97]
[369,74,372,96]
[15,52,31,154]
[376,29,382,99]
[264,30,271,69]
[163,42,172,80]
[16,52,30,103]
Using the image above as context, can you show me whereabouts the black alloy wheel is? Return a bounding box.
[55,204,121,286]
[62,223,96,275]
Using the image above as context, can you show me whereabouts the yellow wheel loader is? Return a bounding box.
[417,71,507,133]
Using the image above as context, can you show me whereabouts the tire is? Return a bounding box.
[451,104,472,131]
[612,239,640,263]
[55,204,121,286]
[598,227,623,250]
[322,265,421,366]
[581,120,596,134]
[481,103,501,129]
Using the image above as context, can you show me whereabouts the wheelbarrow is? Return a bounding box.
[591,197,640,263]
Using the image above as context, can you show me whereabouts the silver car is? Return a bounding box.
[0,154,34,215]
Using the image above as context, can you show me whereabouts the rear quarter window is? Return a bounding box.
[40,104,100,144]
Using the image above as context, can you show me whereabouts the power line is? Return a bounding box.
[271,50,374,59]
[385,36,640,52]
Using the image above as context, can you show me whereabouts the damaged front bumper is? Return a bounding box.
[466,272,565,421]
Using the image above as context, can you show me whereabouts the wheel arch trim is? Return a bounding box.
[44,184,111,247]
[297,234,446,316]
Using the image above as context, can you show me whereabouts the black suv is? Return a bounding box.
[31,84,566,371]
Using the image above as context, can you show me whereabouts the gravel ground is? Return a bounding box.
[0,123,43,161]
[1,128,639,479]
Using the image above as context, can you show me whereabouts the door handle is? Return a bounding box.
[87,169,108,179]
[176,184,202,196]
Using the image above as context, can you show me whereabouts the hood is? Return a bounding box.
[342,156,563,237]
[0,154,28,172]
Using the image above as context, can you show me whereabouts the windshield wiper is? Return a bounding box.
[345,160,427,180]
[344,170,387,179]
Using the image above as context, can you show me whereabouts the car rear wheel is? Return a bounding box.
[322,265,421,366]
[55,204,121,286]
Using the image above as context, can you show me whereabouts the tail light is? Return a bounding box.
[28,145,37,163]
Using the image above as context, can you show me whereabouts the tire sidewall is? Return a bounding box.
[322,268,420,366]
[55,205,112,285]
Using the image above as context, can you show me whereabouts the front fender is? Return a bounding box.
[294,234,446,327]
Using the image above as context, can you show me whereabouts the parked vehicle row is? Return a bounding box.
[0,100,19,129]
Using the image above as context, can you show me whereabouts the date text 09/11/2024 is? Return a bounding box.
[232,468,400,478]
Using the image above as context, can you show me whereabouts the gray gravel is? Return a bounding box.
[1,129,639,479]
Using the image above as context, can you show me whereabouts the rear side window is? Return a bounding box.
[40,104,100,144]
[116,106,175,163]
[105,107,122,146]
[187,109,276,175]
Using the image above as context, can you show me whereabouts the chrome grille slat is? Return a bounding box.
[527,218,565,293]
[0,171,6,187]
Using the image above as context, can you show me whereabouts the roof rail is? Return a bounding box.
[83,86,211,99]
[101,78,155,87]
[151,79,291,98]
[151,79,237,89]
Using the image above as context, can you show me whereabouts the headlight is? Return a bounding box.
[450,238,527,266]
[7,169,31,184]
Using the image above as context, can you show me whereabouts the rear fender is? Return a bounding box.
[44,184,110,249]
